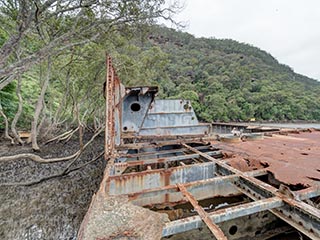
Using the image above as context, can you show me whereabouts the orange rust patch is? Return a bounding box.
[216,131,320,187]
[225,156,266,172]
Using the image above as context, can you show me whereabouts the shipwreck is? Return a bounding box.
[78,56,320,240]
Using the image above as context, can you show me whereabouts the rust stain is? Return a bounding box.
[216,131,320,187]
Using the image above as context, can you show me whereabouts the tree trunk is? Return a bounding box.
[11,77,24,145]
[29,57,51,151]
[75,103,84,151]
[37,98,48,139]
[0,103,14,143]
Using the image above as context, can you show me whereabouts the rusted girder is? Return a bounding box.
[177,183,228,240]
[105,56,118,159]
[162,197,283,237]
[119,145,215,158]
[116,151,221,166]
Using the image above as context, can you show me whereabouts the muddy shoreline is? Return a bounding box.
[0,133,106,240]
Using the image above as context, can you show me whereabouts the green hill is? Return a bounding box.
[127,25,320,122]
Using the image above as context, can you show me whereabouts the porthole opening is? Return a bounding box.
[229,225,238,235]
[131,103,141,112]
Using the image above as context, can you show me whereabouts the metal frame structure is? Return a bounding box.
[104,141,320,239]
[84,55,320,240]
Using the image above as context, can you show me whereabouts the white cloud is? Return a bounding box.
[172,0,320,80]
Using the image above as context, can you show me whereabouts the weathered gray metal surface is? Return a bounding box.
[122,93,154,133]
[185,144,320,239]
[122,151,220,165]
[139,125,210,136]
[162,197,283,237]
[129,175,240,207]
[143,100,201,127]
[107,162,216,195]
[119,86,210,144]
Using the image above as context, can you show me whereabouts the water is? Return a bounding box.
[248,122,320,129]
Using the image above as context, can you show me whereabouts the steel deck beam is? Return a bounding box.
[117,151,221,166]
[162,197,283,237]
[177,183,227,240]
[119,145,215,158]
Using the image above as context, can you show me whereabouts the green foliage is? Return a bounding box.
[1,22,320,131]
[143,26,320,122]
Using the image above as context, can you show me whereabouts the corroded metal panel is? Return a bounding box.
[107,162,216,195]
[122,94,153,133]
[129,175,240,207]
[162,197,283,237]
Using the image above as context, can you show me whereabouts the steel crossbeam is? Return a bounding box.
[115,151,221,166]
[162,197,283,237]
[119,145,214,158]
[177,183,228,240]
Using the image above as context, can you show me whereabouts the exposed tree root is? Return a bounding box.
[0,126,104,163]
[1,151,104,187]
[44,127,78,144]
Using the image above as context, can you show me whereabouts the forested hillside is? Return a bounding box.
[118,26,320,122]
[1,1,320,149]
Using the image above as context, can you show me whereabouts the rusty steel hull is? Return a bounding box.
[78,56,320,240]
[79,132,320,240]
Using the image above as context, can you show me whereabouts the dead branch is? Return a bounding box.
[0,126,104,163]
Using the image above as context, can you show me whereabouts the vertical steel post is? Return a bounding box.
[105,55,115,160]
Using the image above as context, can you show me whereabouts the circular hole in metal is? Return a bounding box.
[229,225,238,235]
[123,126,128,131]
[131,103,141,112]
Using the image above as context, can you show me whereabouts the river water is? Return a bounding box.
[247,122,320,129]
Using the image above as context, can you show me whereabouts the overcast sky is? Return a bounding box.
[170,0,320,80]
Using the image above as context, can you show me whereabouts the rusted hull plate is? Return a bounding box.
[108,162,216,195]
